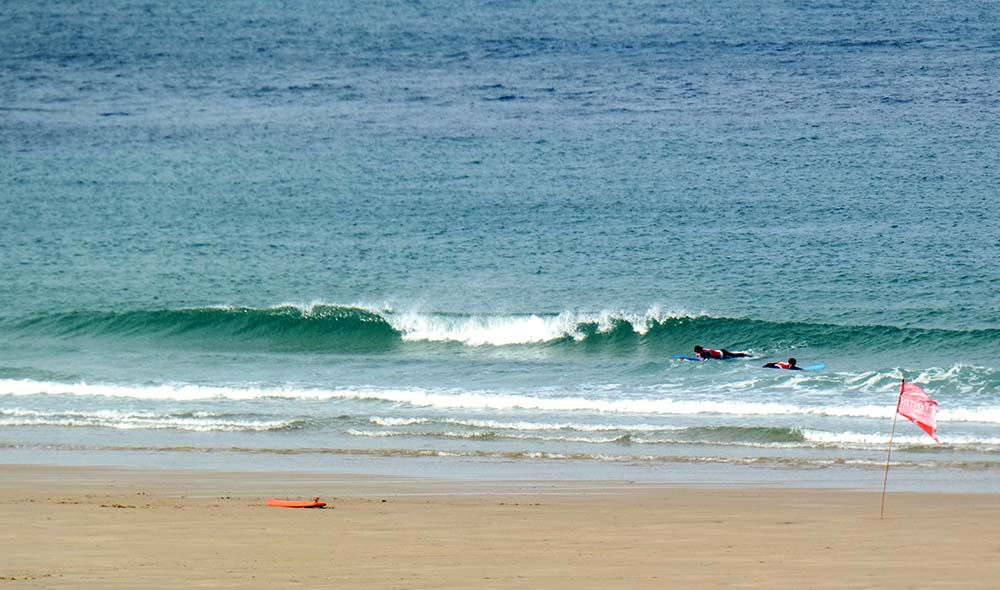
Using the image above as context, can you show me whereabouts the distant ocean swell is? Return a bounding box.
[6,304,999,353]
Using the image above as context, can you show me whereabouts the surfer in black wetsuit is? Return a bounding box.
[693,345,751,360]
[763,358,802,370]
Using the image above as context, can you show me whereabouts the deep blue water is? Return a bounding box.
[2,0,999,482]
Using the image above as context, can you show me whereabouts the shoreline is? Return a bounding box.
[5,445,1000,494]
[3,464,999,589]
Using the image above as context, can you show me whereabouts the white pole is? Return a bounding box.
[880,379,904,520]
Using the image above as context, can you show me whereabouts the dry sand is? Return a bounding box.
[2,464,999,589]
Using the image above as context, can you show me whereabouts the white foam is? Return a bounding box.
[802,429,1000,447]
[392,311,582,345]
[0,379,295,401]
[0,408,291,432]
[346,429,404,438]
[385,305,694,346]
[369,417,431,427]
[5,378,1000,423]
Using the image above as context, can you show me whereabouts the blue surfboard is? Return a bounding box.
[674,355,704,362]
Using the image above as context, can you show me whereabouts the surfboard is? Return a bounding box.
[674,355,704,361]
[266,499,326,508]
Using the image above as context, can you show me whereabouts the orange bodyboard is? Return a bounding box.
[266,499,326,508]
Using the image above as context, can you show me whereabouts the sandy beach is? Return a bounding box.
[2,464,998,589]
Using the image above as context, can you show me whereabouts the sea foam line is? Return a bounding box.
[5,378,1000,423]
[0,408,294,432]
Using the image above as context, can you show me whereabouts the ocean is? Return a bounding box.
[2,0,999,490]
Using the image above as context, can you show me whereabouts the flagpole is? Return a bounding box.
[880,378,904,520]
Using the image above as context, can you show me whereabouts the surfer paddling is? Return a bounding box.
[763,358,802,370]
[693,345,751,360]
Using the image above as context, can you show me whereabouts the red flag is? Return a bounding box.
[897,382,939,443]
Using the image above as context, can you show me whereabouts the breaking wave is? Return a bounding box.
[7,303,1000,354]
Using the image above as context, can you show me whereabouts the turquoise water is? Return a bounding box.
[2,0,999,485]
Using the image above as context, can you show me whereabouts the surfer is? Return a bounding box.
[763,358,802,370]
[693,345,751,360]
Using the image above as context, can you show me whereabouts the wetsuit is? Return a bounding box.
[698,348,749,360]
[763,362,802,370]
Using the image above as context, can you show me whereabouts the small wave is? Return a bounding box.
[348,428,629,444]
[365,418,803,444]
[802,429,1000,448]
[848,366,1000,396]
[385,417,682,433]
[0,408,297,432]
[348,429,502,441]
[677,425,806,444]
[355,418,991,450]
[369,417,432,427]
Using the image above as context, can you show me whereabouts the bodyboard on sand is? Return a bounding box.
[266,499,326,508]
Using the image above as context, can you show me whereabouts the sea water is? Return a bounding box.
[2,0,999,490]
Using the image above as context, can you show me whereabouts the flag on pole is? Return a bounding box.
[881,380,941,518]
[897,382,939,443]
